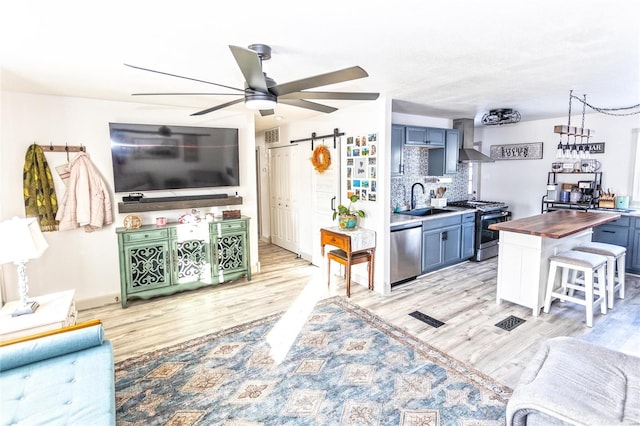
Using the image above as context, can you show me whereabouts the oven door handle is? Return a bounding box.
[481,211,510,221]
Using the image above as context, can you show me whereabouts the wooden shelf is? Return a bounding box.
[118,196,243,213]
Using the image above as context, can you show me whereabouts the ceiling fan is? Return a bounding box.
[126,44,380,117]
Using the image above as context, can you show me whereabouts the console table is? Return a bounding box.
[116,217,251,308]
[0,290,77,342]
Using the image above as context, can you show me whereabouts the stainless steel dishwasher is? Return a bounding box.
[390,222,422,285]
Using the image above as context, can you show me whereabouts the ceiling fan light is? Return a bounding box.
[245,93,277,110]
[481,108,521,126]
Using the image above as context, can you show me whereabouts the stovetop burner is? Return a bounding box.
[449,200,509,212]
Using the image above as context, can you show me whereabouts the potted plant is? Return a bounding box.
[333,195,366,230]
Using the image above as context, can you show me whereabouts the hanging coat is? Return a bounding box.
[56,152,113,232]
[23,144,59,231]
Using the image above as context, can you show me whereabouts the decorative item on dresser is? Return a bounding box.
[123,214,142,230]
[0,217,49,316]
[116,217,251,307]
[222,209,241,220]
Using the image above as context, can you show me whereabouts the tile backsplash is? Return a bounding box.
[391,146,470,210]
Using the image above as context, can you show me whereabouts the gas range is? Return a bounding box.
[448,200,512,262]
[448,200,509,212]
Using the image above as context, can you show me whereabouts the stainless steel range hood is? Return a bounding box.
[453,118,494,163]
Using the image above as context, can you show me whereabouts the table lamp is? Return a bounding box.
[0,217,48,316]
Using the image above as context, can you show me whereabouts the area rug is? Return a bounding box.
[115,296,511,425]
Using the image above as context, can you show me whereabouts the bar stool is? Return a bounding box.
[573,242,625,309]
[543,250,608,327]
[327,249,374,298]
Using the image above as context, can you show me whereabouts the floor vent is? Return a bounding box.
[409,311,445,328]
[265,127,280,144]
[495,315,525,331]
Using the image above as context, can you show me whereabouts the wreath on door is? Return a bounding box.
[310,145,331,173]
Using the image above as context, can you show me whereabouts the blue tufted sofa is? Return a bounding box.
[0,320,115,425]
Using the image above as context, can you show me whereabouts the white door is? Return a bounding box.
[269,146,299,253]
[311,141,340,267]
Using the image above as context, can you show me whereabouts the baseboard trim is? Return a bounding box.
[75,294,120,310]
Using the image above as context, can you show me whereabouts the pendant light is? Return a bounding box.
[554,91,595,160]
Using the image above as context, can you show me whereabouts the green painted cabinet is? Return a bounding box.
[213,219,250,279]
[117,217,251,307]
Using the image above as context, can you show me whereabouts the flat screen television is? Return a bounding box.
[109,122,240,193]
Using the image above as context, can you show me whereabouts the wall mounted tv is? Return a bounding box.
[109,123,240,193]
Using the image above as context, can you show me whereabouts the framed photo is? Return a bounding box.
[353,158,367,179]
[345,133,377,203]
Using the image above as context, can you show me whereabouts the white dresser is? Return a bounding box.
[0,290,77,342]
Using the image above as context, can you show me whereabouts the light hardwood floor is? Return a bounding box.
[80,241,640,389]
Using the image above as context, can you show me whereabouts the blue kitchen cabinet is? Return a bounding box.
[427,129,459,175]
[591,214,640,273]
[461,212,476,259]
[422,215,462,273]
[426,128,445,146]
[592,216,630,247]
[628,226,640,274]
[405,126,428,145]
[404,126,445,147]
[391,124,405,177]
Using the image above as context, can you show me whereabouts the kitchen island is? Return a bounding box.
[489,210,620,316]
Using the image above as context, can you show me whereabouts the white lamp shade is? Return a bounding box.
[0,217,48,265]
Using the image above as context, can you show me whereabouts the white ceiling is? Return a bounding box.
[1,0,638,132]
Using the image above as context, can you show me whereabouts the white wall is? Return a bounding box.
[476,113,640,219]
[5,89,636,307]
[0,91,258,308]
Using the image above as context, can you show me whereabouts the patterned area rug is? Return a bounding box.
[115,296,511,425]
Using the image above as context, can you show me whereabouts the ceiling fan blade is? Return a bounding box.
[272,66,369,96]
[132,92,242,96]
[124,63,245,93]
[259,109,275,117]
[279,91,380,101]
[279,99,338,114]
[229,45,269,92]
[190,98,245,116]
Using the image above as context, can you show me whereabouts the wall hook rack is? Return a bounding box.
[290,128,344,150]
[39,142,86,153]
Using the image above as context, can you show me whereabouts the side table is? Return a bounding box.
[0,290,77,342]
[321,227,376,296]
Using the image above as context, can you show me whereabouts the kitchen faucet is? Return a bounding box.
[410,182,425,209]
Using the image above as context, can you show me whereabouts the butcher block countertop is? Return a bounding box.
[488,210,621,239]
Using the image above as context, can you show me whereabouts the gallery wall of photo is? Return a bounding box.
[346,133,377,202]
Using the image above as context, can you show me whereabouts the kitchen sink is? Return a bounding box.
[398,207,451,216]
